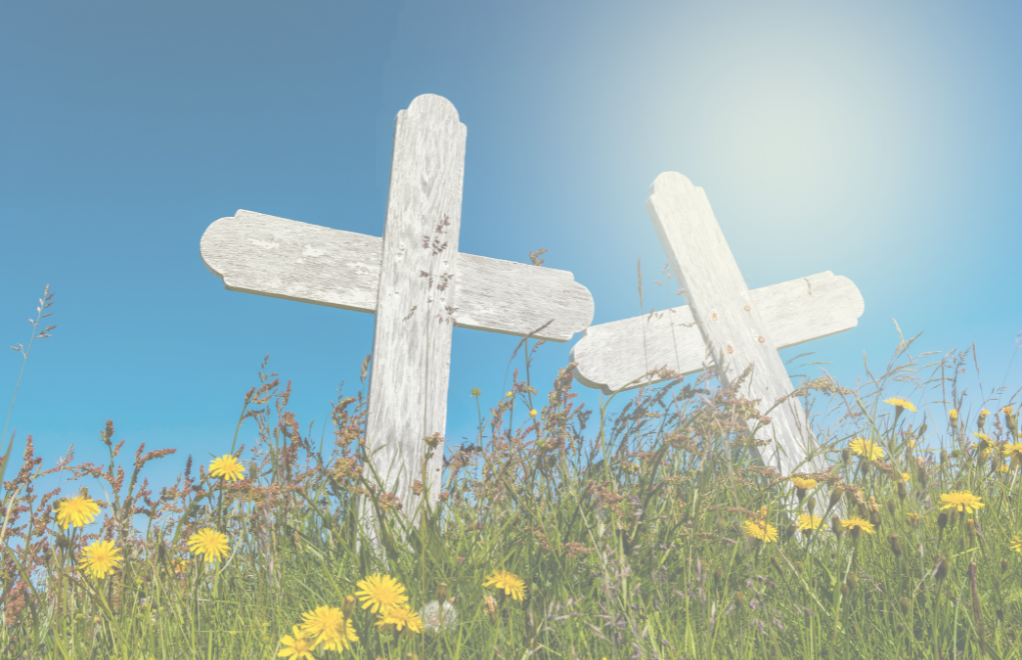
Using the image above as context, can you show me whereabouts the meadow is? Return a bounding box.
[2,285,1021,660]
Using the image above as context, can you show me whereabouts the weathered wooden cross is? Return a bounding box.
[571,172,864,476]
[200,94,594,546]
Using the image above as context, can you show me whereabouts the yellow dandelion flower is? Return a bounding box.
[79,539,123,580]
[483,569,528,601]
[278,625,317,660]
[980,409,991,417]
[849,437,883,460]
[374,604,424,634]
[840,517,877,535]
[1003,442,1022,468]
[355,574,409,614]
[209,454,246,482]
[1011,534,1022,554]
[939,490,985,514]
[901,472,911,482]
[529,409,538,418]
[884,396,916,412]
[791,477,817,491]
[187,528,230,563]
[742,520,779,543]
[299,605,358,652]
[55,496,100,530]
[1003,405,1015,415]
[949,409,958,421]
[798,513,824,531]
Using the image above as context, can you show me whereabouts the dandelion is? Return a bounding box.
[419,599,458,634]
[972,432,995,460]
[506,391,513,398]
[901,472,911,482]
[884,396,916,413]
[483,569,528,601]
[278,625,317,660]
[791,476,817,491]
[742,520,779,544]
[949,409,958,422]
[299,605,358,652]
[1005,405,1018,438]
[187,528,230,563]
[374,605,424,634]
[849,437,883,461]
[530,409,538,418]
[840,517,877,540]
[797,514,824,532]
[355,574,409,614]
[1011,534,1022,554]
[978,408,990,432]
[209,454,245,482]
[79,539,123,579]
[55,496,100,529]
[939,490,985,514]
[1003,442,1022,469]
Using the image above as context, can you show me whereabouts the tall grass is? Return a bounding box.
[2,283,1021,660]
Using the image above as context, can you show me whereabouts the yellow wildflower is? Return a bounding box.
[355,574,409,614]
[742,520,778,543]
[209,454,246,482]
[55,496,100,530]
[79,539,123,579]
[939,490,984,514]
[849,437,883,460]
[374,605,424,634]
[278,625,316,660]
[187,528,230,563]
[884,396,916,412]
[483,569,528,601]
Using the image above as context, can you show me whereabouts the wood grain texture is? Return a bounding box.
[360,94,466,540]
[644,172,829,476]
[200,211,594,342]
[571,271,864,393]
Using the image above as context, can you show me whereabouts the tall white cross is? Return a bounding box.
[200,94,594,547]
[571,173,864,476]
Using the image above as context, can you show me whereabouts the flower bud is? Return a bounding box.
[918,465,929,488]
[436,583,449,602]
[841,448,851,464]
[937,512,949,531]
[342,595,356,619]
[887,499,898,517]
[840,583,849,597]
[734,591,746,609]
[807,496,816,517]
[941,449,949,465]
[966,519,976,539]
[1002,558,1010,574]
[713,565,723,586]
[771,556,783,573]
[897,481,907,501]
[899,597,911,615]
[831,515,843,538]
[829,487,843,509]
[845,571,857,593]
[935,557,950,582]
[888,534,903,557]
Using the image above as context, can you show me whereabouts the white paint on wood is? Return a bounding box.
[573,172,850,477]
[198,94,595,552]
[200,211,593,342]
[571,271,864,393]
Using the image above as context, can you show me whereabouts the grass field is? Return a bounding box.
[2,285,1021,659]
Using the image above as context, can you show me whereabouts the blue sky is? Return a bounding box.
[1,0,1020,537]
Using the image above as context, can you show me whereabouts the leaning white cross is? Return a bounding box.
[200,94,594,549]
[571,172,864,477]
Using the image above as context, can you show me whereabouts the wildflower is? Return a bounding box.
[939,490,985,514]
[840,517,877,540]
[209,454,245,482]
[419,599,458,634]
[907,512,921,527]
[506,391,513,398]
[374,604,424,634]
[849,438,883,461]
[978,409,990,432]
[1004,405,1018,438]
[278,625,317,660]
[530,409,538,418]
[797,513,824,532]
[355,574,409,614]
[55,496,100,529]
[884,396,917,413]
[949,409,958,422]
[788,478,813,494]
[483,569,528,601]
[742,520,779,544]
[1003,442,1022,469]
[1011,534,1022,554]
[79,539,123,579]
[901,472,911,482]
[972,432,995,460]
[187,528,230,563]
[471,388,481,396]
[299,605,358,652]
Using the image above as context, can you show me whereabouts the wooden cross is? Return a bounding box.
[571,173,864,477]
[200,94,594,546]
